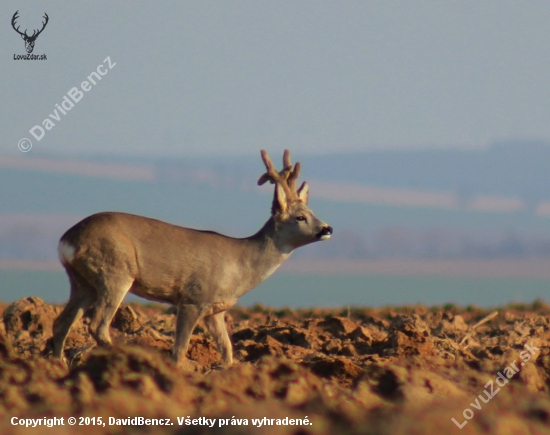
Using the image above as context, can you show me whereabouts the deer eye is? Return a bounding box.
[296,216,307,222]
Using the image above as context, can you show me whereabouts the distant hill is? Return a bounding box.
[82,139,550,201]
[3,141,550,262]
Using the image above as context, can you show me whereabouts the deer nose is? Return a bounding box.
[318,226,333,240]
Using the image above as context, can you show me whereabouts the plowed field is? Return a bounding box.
[1,297,549,434]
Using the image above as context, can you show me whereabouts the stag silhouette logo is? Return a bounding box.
[11,11,49,54]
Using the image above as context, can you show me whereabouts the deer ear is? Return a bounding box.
[21,34,25,40]
[297,181,309,204]
[275,183,289,213]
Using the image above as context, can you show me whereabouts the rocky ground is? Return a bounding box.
[0,297,549,434]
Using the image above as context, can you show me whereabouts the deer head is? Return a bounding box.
[258,149,332,251]
[12,11,49,54]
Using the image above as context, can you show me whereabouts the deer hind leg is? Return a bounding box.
[52,269,96,359]
[204,312,233,367]
[88,276,134,347]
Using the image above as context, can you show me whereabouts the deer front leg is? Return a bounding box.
[173,303,205,370]
[204,311,233,367]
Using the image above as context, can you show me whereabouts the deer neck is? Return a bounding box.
[248,217,294,255]
[242,217,293,281]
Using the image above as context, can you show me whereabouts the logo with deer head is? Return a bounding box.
[11,11,49,54]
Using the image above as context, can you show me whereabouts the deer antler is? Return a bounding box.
[32,13,49,39]
[258,149,302,201]
[11,11,25,37]
[11,11,48,39]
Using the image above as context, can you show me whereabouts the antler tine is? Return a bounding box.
[258,149,282,186]
[278,149,293,181]
[280,149,301,192]
[36,13,49,36]
[282,149,292,170]
[287,161,301,191]
[11,11,25,36]
[257,149,302,205]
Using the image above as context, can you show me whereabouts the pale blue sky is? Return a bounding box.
[2,1,550,156]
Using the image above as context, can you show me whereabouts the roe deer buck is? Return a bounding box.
[52,150,332,368]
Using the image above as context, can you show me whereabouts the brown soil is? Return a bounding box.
[0,297,549,434]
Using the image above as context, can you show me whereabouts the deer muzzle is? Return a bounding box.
[317,226,333,240]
